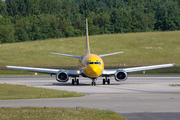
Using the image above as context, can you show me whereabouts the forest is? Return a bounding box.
[0,0,180,43]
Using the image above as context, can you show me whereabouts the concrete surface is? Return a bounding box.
[0,75,180,120]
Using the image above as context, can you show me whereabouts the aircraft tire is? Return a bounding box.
[72,79,74,85]
[103,79,105,84]
[94,82,96,86]
[77,79,79,85]
[108,79,110,84]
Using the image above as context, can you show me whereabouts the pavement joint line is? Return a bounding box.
[99,86,180,97]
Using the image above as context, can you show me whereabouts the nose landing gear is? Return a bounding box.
[91,79,96,86]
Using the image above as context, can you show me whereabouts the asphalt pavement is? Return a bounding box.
[0,75,180,120]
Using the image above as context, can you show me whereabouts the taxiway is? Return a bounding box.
[0,75,180,120]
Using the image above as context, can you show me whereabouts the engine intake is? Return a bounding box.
[114,70,128,81]
[56,71,69,82]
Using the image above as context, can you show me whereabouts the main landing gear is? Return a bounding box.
[103,77,110,85]
[72,77,79,85]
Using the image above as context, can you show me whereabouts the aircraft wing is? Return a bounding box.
[5,66,80,76]
[103,63,175,76]
[99,51,123,57]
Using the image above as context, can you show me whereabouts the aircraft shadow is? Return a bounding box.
[49,83,126,86]
[45,82,145,86]
[51,83,90,86]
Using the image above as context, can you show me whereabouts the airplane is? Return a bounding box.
[6,19,175,86]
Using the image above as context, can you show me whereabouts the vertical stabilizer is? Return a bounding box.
[86,19,90,54]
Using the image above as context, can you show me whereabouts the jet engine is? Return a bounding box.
[56,71,69,82]
[114,70,128,81]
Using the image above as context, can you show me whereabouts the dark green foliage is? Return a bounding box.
[0,0,180,43]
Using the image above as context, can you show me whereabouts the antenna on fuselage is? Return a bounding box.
[86,19,90,54]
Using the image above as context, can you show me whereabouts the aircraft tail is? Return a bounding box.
[51,19,91,59]
[86,19,90,54]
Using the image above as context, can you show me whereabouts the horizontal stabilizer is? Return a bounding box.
[51,52,81,59]
[99,51,123,57]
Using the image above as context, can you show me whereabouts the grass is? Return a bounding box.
[0,84,84,100]
[169,83,180,87]
[0,107,126,120]
[0,31,180,75]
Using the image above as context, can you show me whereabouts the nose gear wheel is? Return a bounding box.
[91,79,96,86]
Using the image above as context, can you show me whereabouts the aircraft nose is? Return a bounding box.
[88,65,103,77]
[91,67,99,75]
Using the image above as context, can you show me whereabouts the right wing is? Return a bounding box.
[5,66,80,76]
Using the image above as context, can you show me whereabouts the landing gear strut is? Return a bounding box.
[103,77,110,85]
[72,77,79,85]
[91,79,96,86]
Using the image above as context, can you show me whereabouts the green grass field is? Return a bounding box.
[169,83,180,86]
[0,84,83,100]
[0,31,180,75]
[0,107,126,120]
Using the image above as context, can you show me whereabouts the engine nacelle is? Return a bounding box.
[56,71,69,82]
[114,70,128,81]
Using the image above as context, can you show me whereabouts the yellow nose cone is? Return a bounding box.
[84,65,103,78]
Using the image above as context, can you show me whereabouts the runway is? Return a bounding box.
[0,75,180,120]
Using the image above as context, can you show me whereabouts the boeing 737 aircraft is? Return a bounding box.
[6,19,174,86]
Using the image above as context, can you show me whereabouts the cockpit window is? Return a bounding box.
[86,62,101,65]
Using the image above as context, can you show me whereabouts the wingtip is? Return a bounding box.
[172,63,175,66]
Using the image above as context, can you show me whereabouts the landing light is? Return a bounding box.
[77,70,80,74]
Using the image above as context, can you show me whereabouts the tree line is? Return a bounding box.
[0,0,180,43]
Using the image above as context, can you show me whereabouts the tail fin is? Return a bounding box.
[86,19,90,54]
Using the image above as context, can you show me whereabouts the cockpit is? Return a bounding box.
[86,61,101,65]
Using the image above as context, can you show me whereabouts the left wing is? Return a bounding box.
[103,63,175,76]
[99,51,123,57]
[5,66,80,76]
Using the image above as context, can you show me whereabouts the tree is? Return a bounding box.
[5,0,18,16]
[0,0,8,17]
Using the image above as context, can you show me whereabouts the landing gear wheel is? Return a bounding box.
[91,82,96,86]
[103,79,105,85]
[94,82,96,86]
[72,79,74,85]
[107,79,110,84]
[77,79,79,85]
[91,82,94,86]
[103,77,110,85]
